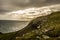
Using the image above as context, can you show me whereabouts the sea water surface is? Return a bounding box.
[0,20,29,33]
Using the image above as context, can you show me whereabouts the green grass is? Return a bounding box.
[0,11,60,40]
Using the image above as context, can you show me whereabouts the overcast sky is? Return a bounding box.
[11,0,60,7]
[0,0,60,14]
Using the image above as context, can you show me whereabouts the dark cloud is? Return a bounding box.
[0,0,60,14]
[11,0,60,6]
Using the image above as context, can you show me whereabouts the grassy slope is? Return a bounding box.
[0,11,60,40]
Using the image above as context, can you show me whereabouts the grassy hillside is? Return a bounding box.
[0,11,60,40]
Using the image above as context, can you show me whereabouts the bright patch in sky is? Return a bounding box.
[0,4,60,21]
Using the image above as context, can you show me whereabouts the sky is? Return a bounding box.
[0,0,60,33]
[0,0,60,14]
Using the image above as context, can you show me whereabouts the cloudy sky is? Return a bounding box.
[0,0,60,14]
[0,0,60,33]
